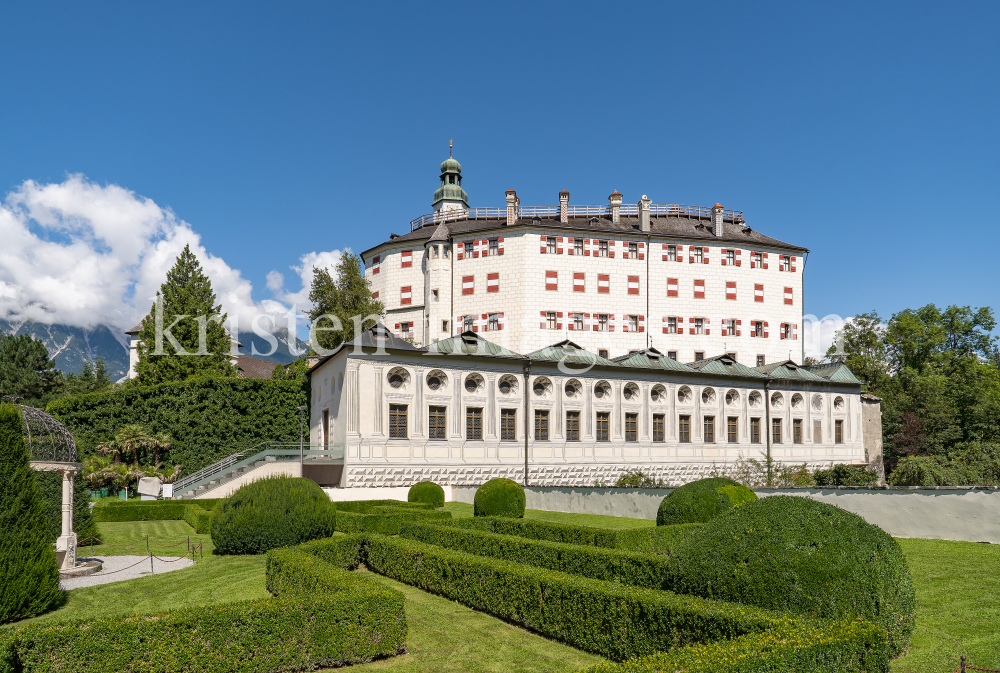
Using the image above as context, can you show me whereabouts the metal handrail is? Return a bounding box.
[171,442,344,495]
[409,203,744,230]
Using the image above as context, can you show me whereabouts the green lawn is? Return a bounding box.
[891,538,1000,673]
[442,502,654,529]
[86,519,216,557]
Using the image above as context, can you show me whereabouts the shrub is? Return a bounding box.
[34,471,98,543]
[613,468,662,488]
[47,377,307,477]
[656,477,756,526]
[0,403,64,625]
[813,464,879,487]
[473,477,525,518]
[92,499,215,533]
[335,506,451,534]
[211,476,336,555]
[408,481,445,508]
[365,534,806,663]
[668,495,915,656]
[400,521,672,590]
[334,499,433,513]
[0,537,406,673]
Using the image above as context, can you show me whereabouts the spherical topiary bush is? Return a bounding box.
[668,495,915,656]
[474,478,525,518]
[408,481,445,508]
[656,477,756,526]
[211,475,336,555]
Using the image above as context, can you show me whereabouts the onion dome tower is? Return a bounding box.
[432,140,469,213]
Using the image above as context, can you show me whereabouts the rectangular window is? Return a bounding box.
[728,416,738,443]
[487,272,499,293]
[488,313,499,331]
[752,251,763,267]
[432,246,439,259]
[814,420,822,443]
[694,279,705,299]
[401,250,413,268]
[462,275,474,295]
[784,287,794,305]
[751,418,761,443]
[667,351,677,360]
[442,320,449,332]
[389,404,407,439]
[599,240,608,257]
[666,244,677,261]
[463,315,474,331]
[652,414,665,442]
[535,410,549,441]
[596,412,610,441]
[464,240,475,258]
[781,254,791,270]
[692,247,704,264]
[598,314,609,331]
[432,289,439,302]
[727,352,737,361]
[400,321,411,338]
[545,270,558,291]
[679,415,691,443]
[322,409,329,448]
[756,354,765,367]
[573,272,585,292]
[574,239,583,255]
[695,351,705,361]
[598,349,609,359]
[566,411,580,441]
[835,420,844,444]
[704,416,715,443]
[573,313,584,331]
[547,312,557,329]
[500,409,517,441]
[753,320,764,337]
[428,406,446,440]
[666,317,677,334]
[772,418,783,444]
[726,281,737,301]
[466,407,483,440]
[725,318,737,336]
[726,250,735,265]
[489,239,499,256]
[372,255,380,274]
[628,242,638,259]
[598,273,610,293]
[694,318,704,334]
[627,275,640,295]
[400,285,412,305]
[628,315,638,332]
[546,237,557,254]
[793,418,803,444]
[625,413,638,442]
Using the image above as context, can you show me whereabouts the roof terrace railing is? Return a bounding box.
[410,204,743,231]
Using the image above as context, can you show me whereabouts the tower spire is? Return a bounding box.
[432,143,468,213]
[449,138,453,158]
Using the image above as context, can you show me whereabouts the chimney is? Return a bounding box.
[559,190,569,223]
[638,195,651,232]
[712,203,724,238]
[609,190,622,224]
[506,189,519,226]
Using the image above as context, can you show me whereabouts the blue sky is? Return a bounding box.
[0,1,997,345]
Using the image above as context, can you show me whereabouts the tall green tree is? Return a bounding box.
[0,402,63,623]
[827,311,890,394]
[135,245,236,384]
[308,252,384,352]
[64,358,113,397]
[0,333,62,406]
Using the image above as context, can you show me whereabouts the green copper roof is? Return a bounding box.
[440,156,462,174]
[804,362,863,384]
[754,360,828,381]
[527,340,618,368]
[425,332,523,360]
[432,152,468,208]
[612,349,697,372]
[687,354,767,378]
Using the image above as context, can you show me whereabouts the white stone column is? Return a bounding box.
[56,467,77,570]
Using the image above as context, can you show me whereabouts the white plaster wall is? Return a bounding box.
[195,460,301,499]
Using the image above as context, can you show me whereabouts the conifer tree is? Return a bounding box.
[308,252,384,351]
[135,245,236,384]
[0,402,63,624]
[0,334,61,404]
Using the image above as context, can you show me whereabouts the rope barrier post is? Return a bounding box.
[149,551,154,575]
[199,541,203,560]
[187,535,190,553]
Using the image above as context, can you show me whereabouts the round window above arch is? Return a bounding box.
[464,373,484,394]
[770,392,784,408]
[702,387,716,404]
[498,374,519,396]
[812,394,823,411]
[565,379,582,398]
[834,396,845,410]
[748,391,762,408]
[387,367,410,390]
[533,376,552,397]
[677,386,693,404]
[623,383,640,401]
[426,369,448,391]
[725,389,740,406]
[594,381,611,399]
[650,384,667,403]
[791,393,804,409]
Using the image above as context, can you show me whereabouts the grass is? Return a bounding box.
[346,571,603,673]
[85,519,216,557]
[891,538,1000,673]
[442,502,655,529]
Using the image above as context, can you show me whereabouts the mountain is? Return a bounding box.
[0,319,309,379]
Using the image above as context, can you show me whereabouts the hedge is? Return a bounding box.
[450,516,699,555]
[0,537,406,673]
[335,506,452,535]
[211,477,336,555]
[656,477,756,526]
[334,499,434,513]
[474,477,525,517]
[399,521,671,590]
[365,534,806,663]
[579,618,890,673]
[408,481,445,508]
[46,377,307,476]
[669,495,915,657]
[92,500,214,534]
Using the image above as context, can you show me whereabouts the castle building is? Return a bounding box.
[361,151,807,366]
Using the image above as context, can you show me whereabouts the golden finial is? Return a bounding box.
[449,138,453,157]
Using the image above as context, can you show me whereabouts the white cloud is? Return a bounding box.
[802,314,848,361]
[0,174,342,336]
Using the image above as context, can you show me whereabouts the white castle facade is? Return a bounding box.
[306,153,881,489]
